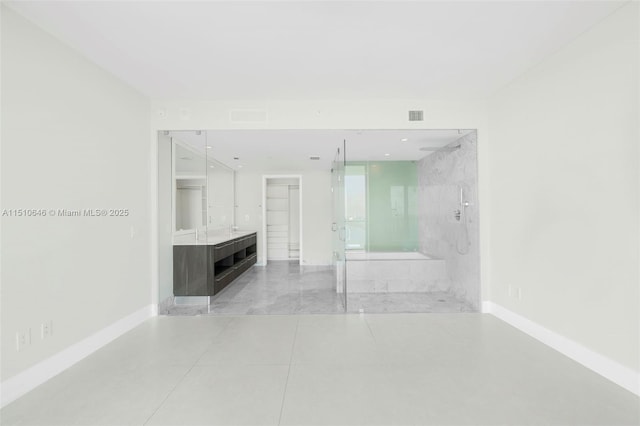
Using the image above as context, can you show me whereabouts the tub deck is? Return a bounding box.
[344,251,450,293]
[346,251,434,261]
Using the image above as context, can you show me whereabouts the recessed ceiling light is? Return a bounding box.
[401,138,408,142]
[237,165,243,168]
[384,153,390,157]
[207,146,212,149]
[209,165,215,168]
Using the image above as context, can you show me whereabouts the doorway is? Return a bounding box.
[262,176,302,264]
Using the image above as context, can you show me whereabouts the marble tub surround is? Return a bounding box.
[417,131,480,310]
[345,252,450,293]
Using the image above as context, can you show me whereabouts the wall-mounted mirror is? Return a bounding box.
[170,131,236,243]
[207,156,235,232]
[173,139,207,234]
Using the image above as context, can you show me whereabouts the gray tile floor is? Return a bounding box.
[2,314,638,425]
[165,261,475,315]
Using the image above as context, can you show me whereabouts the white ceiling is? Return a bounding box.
[170,129,473,171]
[6,1,625,100]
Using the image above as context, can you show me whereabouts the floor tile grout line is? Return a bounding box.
[363,314,378,344]
[142,361,197,426]
[142,317,234,426]
[277,317,300,426]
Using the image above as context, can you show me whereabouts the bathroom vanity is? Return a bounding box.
[173,231,257,297]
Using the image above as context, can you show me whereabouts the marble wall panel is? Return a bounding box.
[417,132,481,310]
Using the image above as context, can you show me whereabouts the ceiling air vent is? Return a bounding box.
[408,110,424,121]
[309,156,320,160]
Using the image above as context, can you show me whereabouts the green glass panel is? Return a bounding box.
[345,161,418,252]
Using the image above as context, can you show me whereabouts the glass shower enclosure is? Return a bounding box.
[334,131,480,314]
[332,141,347,311]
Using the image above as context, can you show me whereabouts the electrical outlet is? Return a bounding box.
[16,329,31,351]
[41,320,53,339]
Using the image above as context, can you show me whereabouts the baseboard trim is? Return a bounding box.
[0,304,155,408]
[485,301,640,396]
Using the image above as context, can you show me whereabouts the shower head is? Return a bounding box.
[419,144,461,152]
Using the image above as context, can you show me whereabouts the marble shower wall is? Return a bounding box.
[417,132,480,310]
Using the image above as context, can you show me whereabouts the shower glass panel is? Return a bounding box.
[332,142,347,311]
[366,161,418,252]
[345,164,367,250]
[344,162,418,253]
[343,159,440,313]
[343,131,480,313]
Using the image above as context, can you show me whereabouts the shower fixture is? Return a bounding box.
[419,144,461,152]
[455,184,471,255]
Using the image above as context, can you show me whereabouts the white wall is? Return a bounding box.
[157,134,173,304]
[236,169,332,266]
[1,7,151,380]
[488,2,639,372]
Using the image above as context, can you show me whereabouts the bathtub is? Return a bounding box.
[344,251,450,293]
[346,251,433,261]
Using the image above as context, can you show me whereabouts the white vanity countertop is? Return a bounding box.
[173,230,256,246]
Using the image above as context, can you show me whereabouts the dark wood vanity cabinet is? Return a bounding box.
[173,232,257,297]
[173,245,207,296]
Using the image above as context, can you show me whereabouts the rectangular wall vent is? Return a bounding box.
[408,110,424,121]
[309,156,320,160]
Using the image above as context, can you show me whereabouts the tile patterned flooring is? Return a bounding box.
[2,314,638,425]
[165,261,475,315]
